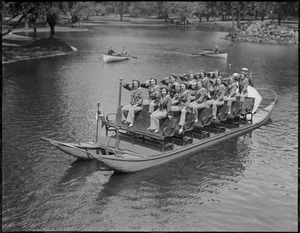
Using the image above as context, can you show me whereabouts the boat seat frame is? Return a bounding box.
[104,105,176,152]
[193,107,213,138]
[240,97,255,123]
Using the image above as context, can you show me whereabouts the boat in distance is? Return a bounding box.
[103,54,129,63]
[42,78,277,173]
[192,49,228,59]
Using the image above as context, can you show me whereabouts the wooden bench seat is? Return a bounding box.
[210,103,229,133]
[193,107,213,138]
[225,99,243,128]
[170,110,196,146]
[105,105,176,151]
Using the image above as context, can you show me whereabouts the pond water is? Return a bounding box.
[2,25,298,231]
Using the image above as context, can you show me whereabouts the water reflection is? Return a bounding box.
[58,160,99,186]
[97,134,251,207]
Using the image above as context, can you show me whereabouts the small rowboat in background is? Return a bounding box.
[192,49,228,59]
[103,54,129,63]
[202,52,228,59]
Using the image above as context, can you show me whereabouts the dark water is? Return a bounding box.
[2,25,298,231]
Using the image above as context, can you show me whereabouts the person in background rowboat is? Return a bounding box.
[122,79,143,127]
[171,82,191,134]
[213,44,222,53]
[241,67,254,87]
[141,78,160,113]
[148,86,172,133]
[189,80,208,123]
[223,75,238,115]
[107,47,115,55]
[121,47,128,56]
[205,78,227,120]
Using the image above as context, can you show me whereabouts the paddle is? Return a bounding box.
[219,43,233,52]
[128,55,138,59]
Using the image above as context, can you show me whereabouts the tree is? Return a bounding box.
[174,2,194,24]
[2,2,46,37]
[67,2,96,22]
[156,2,178,22]
[112,1,131,21]
[194,2,206,22]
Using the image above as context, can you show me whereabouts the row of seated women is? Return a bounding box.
[121,70,251,134]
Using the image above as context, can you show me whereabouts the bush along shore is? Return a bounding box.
[225,21,298,45]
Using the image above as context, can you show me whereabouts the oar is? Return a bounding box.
[128,55,138,59]
[220,43,233,52]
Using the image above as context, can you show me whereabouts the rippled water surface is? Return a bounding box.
[2,25,298,231]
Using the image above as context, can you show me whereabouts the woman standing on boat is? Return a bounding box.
[148,87,172,133]
[224,75,238,115]
[171,82,191,134]
[141,78,160,113]
[236,73,249,104]
[189,80,208,123]
[122,80,143,127]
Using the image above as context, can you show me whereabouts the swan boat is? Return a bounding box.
[42,78,277,173]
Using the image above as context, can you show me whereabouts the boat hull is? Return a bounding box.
[103,54,129,63]
[41,138,103,160]
[202,52,228,59]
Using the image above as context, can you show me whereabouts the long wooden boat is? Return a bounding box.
[42,78,277,173]
[103,54,129,63]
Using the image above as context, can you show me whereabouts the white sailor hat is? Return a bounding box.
[242,68,248,71]
[232,73,239,77]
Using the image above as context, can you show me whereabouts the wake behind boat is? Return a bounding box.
[42,78,277,173]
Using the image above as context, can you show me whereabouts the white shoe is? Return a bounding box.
[195,118,198,123]
[128,123,133,127]
[178,127,183,134]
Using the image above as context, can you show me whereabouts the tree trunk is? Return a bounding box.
[206,16,209,21]
[261,11,265,22]
[199,15,202,22]
[48,23,55,37]
[24,16,29,29]
[231,9,234,35]
[120,14,123,21]
[164,14,168,23]
[237,8,241,28]
[277,5,282,25]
